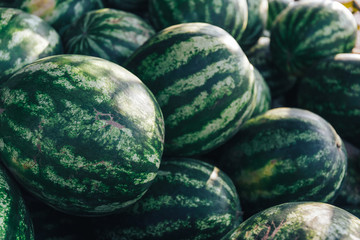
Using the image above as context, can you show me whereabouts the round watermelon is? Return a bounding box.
[222,202,360,239]
[0,54,165,216]
[0,7,63,84]
[124,22,257,157]
[63,8,155,65]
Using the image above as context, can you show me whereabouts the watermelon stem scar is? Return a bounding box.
[258,220,285,239]
[94,108,125,129]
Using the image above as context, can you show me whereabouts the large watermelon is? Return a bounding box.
[218,107,347,218]
[0,54,165,216]
[297,53,360,146]
[93,158,242,240]
[222,202,360,239]
[148,0,248,42]
[0,163,34,239]
[270,0,357,77]
[62,8,155,65]
[124,22,256,157]
[0,7,63,84]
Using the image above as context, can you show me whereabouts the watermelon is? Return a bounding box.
[217,107,347,218]
[222,202,360,239]
[148,0,248,42]
[16,0,103,34]
[62,8,155,66]
[250,67,271,118]
[297,53,360,146]
[246,37,297,97]
[266,0,293,30]
[124,22,256,157]
[0,163,34,239]
[102,0,149,12]
[93,158,242,240]
[0,7,63,84]
[239,0,268,51]
[0,54,165,216]
[270,0,357,77]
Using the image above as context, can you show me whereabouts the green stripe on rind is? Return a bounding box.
[94,158,242,240]
[0,54,165,216]
[222,202,360,240]
[298,53,360,142]
[266,0,293,30]
[0,164,34,240]
[218,108,347,217]
[124,22,256,156]
[239,0,268,51]
[270,0,357,77]
[148,0,248,42]
[63,8,155,65]
[19,0,103,34]
[250,67,271,118]
[0,7,63,84]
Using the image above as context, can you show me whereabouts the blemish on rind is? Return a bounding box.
[0,109,4,114]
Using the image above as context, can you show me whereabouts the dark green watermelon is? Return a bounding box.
[297,53,360,146]
[218,107,347,218]
[94,158,242,240]
[148,0,248,42]
[124,22,257,157]
[270,0,357,77]
[0,7,63,84]
[222,202,360,239]
[0,54,165,216]
[0,163,34,239]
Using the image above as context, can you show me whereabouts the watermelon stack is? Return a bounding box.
[0,0,360,239]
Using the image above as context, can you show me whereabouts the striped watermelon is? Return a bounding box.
[266,0,293,30]
[246,37,297,97]
[62,8,155,66]
[270,0,357,77]
[0,54,165,216]
[0,164,34,239]
[218,108,347,218]
[250,67,271,118]
[16,0,103,34]
[239,0,268,51]
[0,7,63,84]
[148,0,248,42]
[94,158,242,240]
[297,53,360,146]
[124,22,256,157]
[222,202,360,239]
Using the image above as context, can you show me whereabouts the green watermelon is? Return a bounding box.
[222,202,360,239]
[94,158,242,240]
[270,0,357,77]
[266,0,293,30]
[18,0,103,34]
[250,67,271,118]
[62,8,155,66]
[148,0,248,42]
[124,22,256,157]
[297,53,360,146]
[218,107,347,218]
[239,0,268,51]
[0,7,63,84]
[0,54,165,216]
[246,37,297,97]
[0,163,34,239]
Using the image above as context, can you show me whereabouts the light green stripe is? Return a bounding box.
[170,90,252,149]
[157,55,241,106]
[165,76,236,127]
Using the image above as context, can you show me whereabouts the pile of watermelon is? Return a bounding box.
[1,0,360,239]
